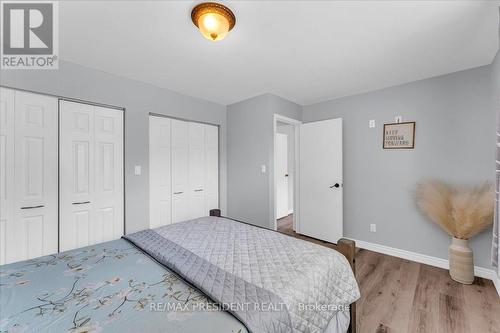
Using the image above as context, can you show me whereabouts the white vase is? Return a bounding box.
[448,237,474,284]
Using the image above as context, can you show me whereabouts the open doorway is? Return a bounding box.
[272,114,301,232]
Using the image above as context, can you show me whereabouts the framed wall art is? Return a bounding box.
[383,121,415,149]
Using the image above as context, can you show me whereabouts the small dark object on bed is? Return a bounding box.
[209,208,358,333]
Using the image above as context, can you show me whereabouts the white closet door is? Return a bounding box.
[60,101,123,251]
[149,116,172,228]
[188,122,205,219]
[0,88,15,264]
[204,124,219,213]
[59,101,95,251]
[94,106,123,243]
[12,91,58,263]
[171,119,189,223]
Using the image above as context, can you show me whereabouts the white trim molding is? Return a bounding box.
[271,114,301,232]
[493,274,500,298]
[351,239,498,286]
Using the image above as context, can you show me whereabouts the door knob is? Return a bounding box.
[329,183,341,189]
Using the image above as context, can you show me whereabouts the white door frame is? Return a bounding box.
[272,114,301,231]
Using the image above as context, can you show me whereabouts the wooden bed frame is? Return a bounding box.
[209,209,357,333]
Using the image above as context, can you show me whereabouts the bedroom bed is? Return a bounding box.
[0,210,360,333]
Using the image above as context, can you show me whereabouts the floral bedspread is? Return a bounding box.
[0,239,248,333]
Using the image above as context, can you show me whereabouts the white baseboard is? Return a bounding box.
[351,239,497,283]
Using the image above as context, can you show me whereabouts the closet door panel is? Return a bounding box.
[94,106,123,241]
[59,101,95,251]
[13,91,58,262]
[0,88,15,264]
[171,119,189,223]
[172,193,189,223]
[188,122,205,219]
[75,210,91,248]
[205,125,219,213]
[171,119,189,193]
[149,116,172,228]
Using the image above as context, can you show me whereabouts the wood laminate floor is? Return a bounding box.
[277,215,500,333]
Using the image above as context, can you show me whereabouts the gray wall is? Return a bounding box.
[227,94,301,228]
[0,60,227,234]
[303,65,496,269]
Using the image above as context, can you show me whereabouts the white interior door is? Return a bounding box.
[150,117,219,226]
[12,91,58,263]
[149,116,172,228]
[94,106,124,243]
[60,101,95,251]
[188,122,205,219]
[276,133,289,219]
[60,101,123,251]
[204,124,219,213]
[299,118,343,243]
[0,88,15,265]
[171,119,189,223]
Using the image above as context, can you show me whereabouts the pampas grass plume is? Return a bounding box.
[416,181,494,239]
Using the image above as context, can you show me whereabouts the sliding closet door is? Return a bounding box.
[60,101,123,251]
[94,106,124,243]
[12,91,58,263]
[171,119,190,223]
[149,117,219,225]
[188,122,206,219]
[204,124,219,213]
[59,101,95,251]
[149,116,172,228]
[0,88,14,264]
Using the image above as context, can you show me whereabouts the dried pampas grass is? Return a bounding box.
[416,181,494,239]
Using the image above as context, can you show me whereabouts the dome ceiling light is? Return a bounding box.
[191,2,236,41]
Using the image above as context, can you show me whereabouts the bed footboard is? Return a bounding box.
[337,238,356,333]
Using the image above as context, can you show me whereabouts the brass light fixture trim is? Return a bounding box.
[191,2,236,41]
[191,2,236,30]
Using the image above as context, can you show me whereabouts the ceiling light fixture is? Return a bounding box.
[191,2,235,41]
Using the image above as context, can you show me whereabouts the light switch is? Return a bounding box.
[370,224,377,233]
[134,165,142,175]
[395,115,402,123]
[369,120,375,128]
[261,165,266,173]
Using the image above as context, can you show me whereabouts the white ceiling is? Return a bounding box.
[59,1,499,106]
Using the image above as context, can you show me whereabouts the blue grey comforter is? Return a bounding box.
[0,239,247,333]
[125,216,360,333]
